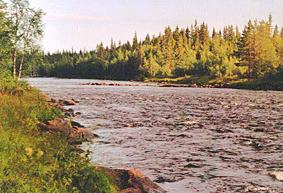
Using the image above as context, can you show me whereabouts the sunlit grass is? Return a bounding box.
[145,75,283,90]
[0,79,118,193]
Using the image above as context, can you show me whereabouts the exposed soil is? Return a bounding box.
[28,78,283,193]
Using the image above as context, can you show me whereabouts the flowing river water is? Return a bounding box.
[27,78,283,193]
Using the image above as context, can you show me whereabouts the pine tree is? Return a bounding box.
[143,34,151,45]
[96,42,107,60]
[191,21,200,50]
[238,20,256,78]
[173,26,180,41]
[273,25,279,38]
[132,32,139,50]
[161,27,175,76]
[212,28,217,39]
[199,22,210,47]
[185,27,190,40]
[145,49,160,77]
[174,31,185,70]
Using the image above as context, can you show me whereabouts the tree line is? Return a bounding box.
[0,1,282,81]
[35,15,283,81]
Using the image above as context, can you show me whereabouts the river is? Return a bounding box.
[27,78,283,193]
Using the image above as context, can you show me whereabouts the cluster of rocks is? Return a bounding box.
[38,118,94,144]
[39,95,94,143]
[82,82,141,87]
[81,81,227,89]
[159,83,225,88]
[40,94,165,193]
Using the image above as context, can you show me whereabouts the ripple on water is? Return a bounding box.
[27,78,283,193]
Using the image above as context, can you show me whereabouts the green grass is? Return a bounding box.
[228,79,283,90]
[145,75,228,85]
[0,78,118,193]
[146,75,283,90]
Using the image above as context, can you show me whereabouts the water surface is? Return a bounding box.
[28,78,283,193]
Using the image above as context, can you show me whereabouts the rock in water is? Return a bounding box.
[59,99,76,106]
[100,167,166,193]
[269,171,283,181]
[71,121,85,128]
[63,100,76,106]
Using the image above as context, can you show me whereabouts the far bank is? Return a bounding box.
[145,75,283,91]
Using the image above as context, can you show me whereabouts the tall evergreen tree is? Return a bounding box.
[199,22,210,46]
[132,32,139,50]
[161,27,175,76]
[238,20,256,78]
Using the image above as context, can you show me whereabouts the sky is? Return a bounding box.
[29,0,283,52]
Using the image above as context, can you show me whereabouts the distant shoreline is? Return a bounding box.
[26,76,283,91]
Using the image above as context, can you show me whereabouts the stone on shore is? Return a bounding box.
[100,167,166,193]
[38,118,94,142]
[63,99,76,106]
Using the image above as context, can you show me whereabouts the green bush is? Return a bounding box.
[0,72,30,96]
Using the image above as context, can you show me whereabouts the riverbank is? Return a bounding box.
[0,79,119,192]
[0,78,165,193]
[145,75,283,91]
[43,95,165,193]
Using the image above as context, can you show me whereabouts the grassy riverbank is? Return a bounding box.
[145,75,283,91]
[0,77,118,193]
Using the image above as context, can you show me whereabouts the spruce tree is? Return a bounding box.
[199,22,210,47]
[161,27,175,76]
[238,20,256,78]
[132,32,139,51]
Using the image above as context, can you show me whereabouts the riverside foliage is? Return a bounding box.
[0,73,118,193]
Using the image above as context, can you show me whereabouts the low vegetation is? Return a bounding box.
[0,73,118,193]
[145,68,283,90]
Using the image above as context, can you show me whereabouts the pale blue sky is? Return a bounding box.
[29,0,283,52]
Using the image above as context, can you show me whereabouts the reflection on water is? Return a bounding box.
[28,78,283,193]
